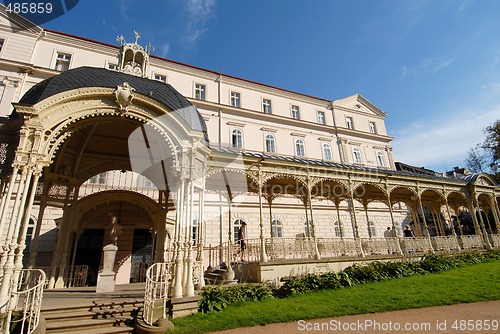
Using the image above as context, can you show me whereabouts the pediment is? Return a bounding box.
[334,94,387,117]
[0,5,42,33]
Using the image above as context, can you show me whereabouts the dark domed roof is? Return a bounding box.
[19,66,207,136]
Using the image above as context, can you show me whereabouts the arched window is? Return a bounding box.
[295,139,305,157]
[333,221,341,237]
[233,218,246,242]
[304,220,313,237]
[231,128,243,148]
[377,151,386,167]
[271,219,283,237]
[265,134,276,153]
[352,147,362,164]
[368,221,376,237]
[192,219,199,245]
[322,143,332,161]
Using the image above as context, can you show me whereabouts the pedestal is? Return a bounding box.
[96,244,118,293]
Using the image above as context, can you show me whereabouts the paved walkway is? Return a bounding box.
[210,300,500,334]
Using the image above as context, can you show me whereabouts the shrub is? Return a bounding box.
[198,250,500,313]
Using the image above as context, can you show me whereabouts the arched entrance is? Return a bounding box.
[0,66,209,295]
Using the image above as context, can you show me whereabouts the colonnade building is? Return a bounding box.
[0,6,499,301]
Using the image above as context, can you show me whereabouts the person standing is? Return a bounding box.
[237,221,247,261]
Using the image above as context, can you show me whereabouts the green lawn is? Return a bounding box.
[170,259,500,333]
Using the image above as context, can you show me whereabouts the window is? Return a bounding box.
[88,172,107,184]
[368,221,376,237]
[262,99,272,114]
[291,105,300,119]
[333,221,341,237]
[346,117,353,130]
[317,111,325,125]
[233,218,246,242]
[0,39,5,53]
[377,151,386,167]
[55,52,71,71]
[271,220,283,238]
[352,147,362,164]
[192,219,199,245]
[265,134,276,153]
[322,143,332,161]
[304,220,313,237]
[107,63,118,71]
[24,218,36,250]
[230,91,241,107]
[154,73,167,83]
[195,83,206,100]
[369,121,376,134]
[231,128,243,148]
[295,139,305,157]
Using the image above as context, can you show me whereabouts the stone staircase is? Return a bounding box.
[204,262,238,285]
[41,299,142,334]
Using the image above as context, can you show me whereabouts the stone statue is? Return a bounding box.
[108,216,122,245]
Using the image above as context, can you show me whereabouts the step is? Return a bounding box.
[44,305,140,322]
[46,324,133,334]
[45,318,125,332]
[42,300,143,315]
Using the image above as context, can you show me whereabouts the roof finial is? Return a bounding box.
[116,34,125,46]
[134,30,141,44]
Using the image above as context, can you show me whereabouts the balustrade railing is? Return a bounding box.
[431,236,461,252]
[488,234,500,248]
[205,233,497,269]
[317,238,361,257]
[143,262,173,326]
[1,269,45,334]
[266,237,316,260]
[459,235,484,250]
[399,237,433,255]
[37,265,89,288]
[360,238,401,256]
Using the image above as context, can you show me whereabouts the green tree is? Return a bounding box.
[465,146,488,173]
[466,120,499,174]
[482,120,500,172]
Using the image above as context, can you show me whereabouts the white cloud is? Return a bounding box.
[184,0,215,47]
[160,43,170,58]
[402,57,454,78]
[391,106,499,171]
[481,82,500,96]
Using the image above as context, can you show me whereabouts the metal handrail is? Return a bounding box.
[143,262,172,326]
[4,269,46,334]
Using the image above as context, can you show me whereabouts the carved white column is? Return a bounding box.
[258,170,267,262]
[417,195,434,253]
[307,180,321,260]
[0,171,18,243]
[196,188,206,289]
[184,179,195,297]
[172,178,185,298]
[475,198,492,250]
[15,167,42,272]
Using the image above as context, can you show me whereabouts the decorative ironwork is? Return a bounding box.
[0,143,7,164]
[2,269,45,334]
[431,236,461,252]
[459,235,484,250]
[143,262,173,326]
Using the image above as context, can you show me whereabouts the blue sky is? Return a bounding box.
[36,0,500,172]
